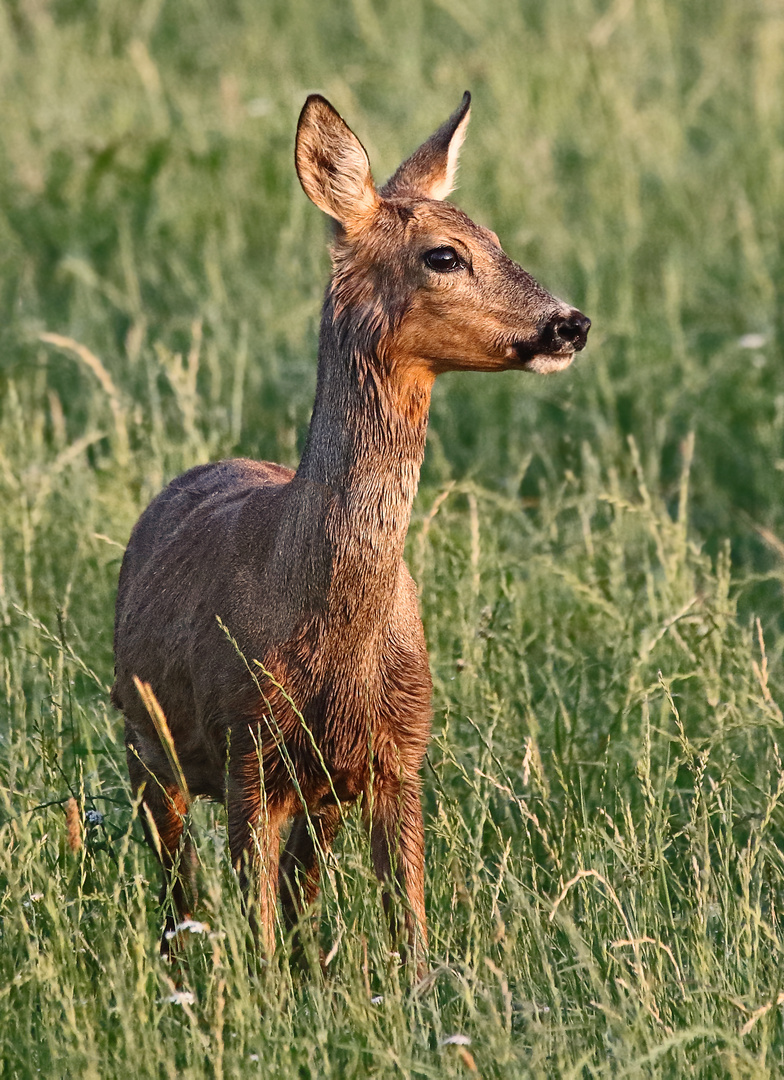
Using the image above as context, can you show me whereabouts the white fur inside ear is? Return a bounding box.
[430,106,471,200]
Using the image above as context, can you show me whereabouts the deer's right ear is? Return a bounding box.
[381,92,471,201]
[296,96,379,230]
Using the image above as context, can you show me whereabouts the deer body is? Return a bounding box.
[112,92,589,967]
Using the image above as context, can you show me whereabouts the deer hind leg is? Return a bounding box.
[366,771,428,975]
[129,756,196,955]
[226,762,286,957]
[279,804,343,950]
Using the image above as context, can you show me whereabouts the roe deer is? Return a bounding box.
[112,91,589,970]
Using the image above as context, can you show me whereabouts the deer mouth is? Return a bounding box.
[506,339,577,373]
[522,351,576,373]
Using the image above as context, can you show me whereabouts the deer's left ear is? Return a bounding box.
[381,92,471,201]
[296,95,379,230]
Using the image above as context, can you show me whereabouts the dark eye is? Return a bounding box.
[424,246,463,272]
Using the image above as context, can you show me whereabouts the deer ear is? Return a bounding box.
[381,92,471,201]
[296,95,379,229]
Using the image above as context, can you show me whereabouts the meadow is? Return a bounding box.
[1,0,783,1075]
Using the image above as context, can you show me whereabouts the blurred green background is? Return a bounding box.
[1,1,783,1076]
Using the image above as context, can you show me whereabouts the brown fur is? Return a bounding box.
[112,92,589,971]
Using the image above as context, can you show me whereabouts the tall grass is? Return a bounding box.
[1,0,783,1075]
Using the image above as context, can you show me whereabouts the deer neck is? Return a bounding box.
[295,297,433,624]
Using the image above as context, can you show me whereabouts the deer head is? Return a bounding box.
[295,92,590,385]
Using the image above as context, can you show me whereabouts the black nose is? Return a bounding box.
[549,311,591,351]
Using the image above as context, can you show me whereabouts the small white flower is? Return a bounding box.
[738,333,767,350]
[517,1001,551,1015]
[161,991,195,1005]
[440,1034,472,1046]
[164,919,209,940]
[249,1054,260,1063]
[370,995,384,1005]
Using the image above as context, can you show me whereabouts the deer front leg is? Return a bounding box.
[366,771,428,974]
[279,804,343,930]
[279,804,343,963]
[227,763,286,957]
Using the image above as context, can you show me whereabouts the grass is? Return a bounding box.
[1,0,783,1075]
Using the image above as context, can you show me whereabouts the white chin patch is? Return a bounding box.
[525,353,575,374]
